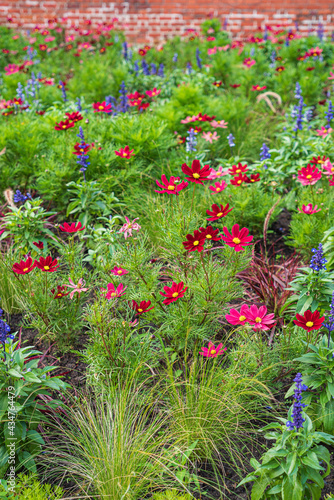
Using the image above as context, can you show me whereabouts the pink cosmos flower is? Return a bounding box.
[210,120,228,128]
[5,64,20,75]
[221,224,253,252]
[111,266,129,276]
[251,85,267,91]
[208,166,229,179]
[317,126,332,137]
[44,36,55,42]
[180,116,197,124]
[297,203,321,214]
[225,305,250,325]
[297,164,322,186]
[209,181,227,193]
[64,278,88,299]
[328,72,334,80]
[103,282,127,299]
[245,304,276,331]
[199,342,226,358]
[118,216,141,239]
[202,131,220,143]
[322,159,334,176]
[243,58,256,68]
[155,174,188,195]
[146,87,161,97]
[115,146,135,159]
[208,47,217,55]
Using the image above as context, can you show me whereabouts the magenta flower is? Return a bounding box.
[209,181,227,193]
[221,224,253,252]
[297,164,322,186]
[208,166,229,180]
[323,159,334,176]
[202,131,220,143]
[243,58,256,68]
[297,203,321,214]
[111,266,129,276]
[155,174,188,195]
[199,342,226,358]
[64,278,88,299]
[244,304,275,331]
[103,282,127,299]
[159,281,188,305]
[210,120,228,128]
[316,126,332,137]
[118,216,141,239]
[225,305,250,325]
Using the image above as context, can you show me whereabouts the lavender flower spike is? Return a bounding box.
[286,373,308,431]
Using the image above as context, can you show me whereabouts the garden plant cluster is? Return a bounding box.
[1,15,334,500]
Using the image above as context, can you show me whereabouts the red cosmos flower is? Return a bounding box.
[60,221,85,233]
[72,142,92,155]
[275,66,285,72]
[12,257,35,275]
[244,174,261,183]
[146,88,161,97]
[228,163,248,176]
[221,223,253,252]
[297,164,322,186]
[155,174,188,195]
[226,304,250,325]
[138,102,150,111]
[182,230,206,252]
[65,111,83,122]
[294,310,325,332]
[92,101,112,113]
[181,159,212,184]
[297,203,321,214]
[198,226,222,241]
[100,47,106,53]
[34,256,59,272]
[110,266,129,276]
[213,81,222,87]
[132,300,154,315]
[230,174,248,186]
[39,44,47,51]
[206,203,233,222]
[199,342,226,358]
[245,304,276,331]
[195,113,216,122]
[138,48,147,56]
[306,67,315,71]
[251,85,267,91]
[160,281,188,305]
[115,146,135,159]
[230,84,241,88]
[310,155,328,165]
[306,46,323,57]
[55,119,75,131]
[209,181,227,193]
[3,111,13,117]
[33,241,44,250]
[127,91,144,101]
[51,285,70,299]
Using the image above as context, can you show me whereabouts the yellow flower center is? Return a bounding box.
[206,234,212,239]
[111,292,116,297]
[172,292,179,298]
[217,172,221,176]
[255,317,262,323]
[193,240,199,246]
[99,106,104,110]
[251,179,255,182]
[237,180,242,184]
[122,153,127,157]
[232,237,241,244]
[138,308,143,312]
[331,167,334,172]
[44,266,50,270]
[236,169,241,173]
[217,212,223,217]
[306,175,312,179]
[193,173,200,179]
[117,270,122,274]
[306,321,314,327]
[167,185,175,190]
[216,188,221,192]
[210,349,216,354]
[62,125,66,129]
[239,315,246,321]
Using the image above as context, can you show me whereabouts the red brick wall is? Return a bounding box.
[1,1,334,42]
